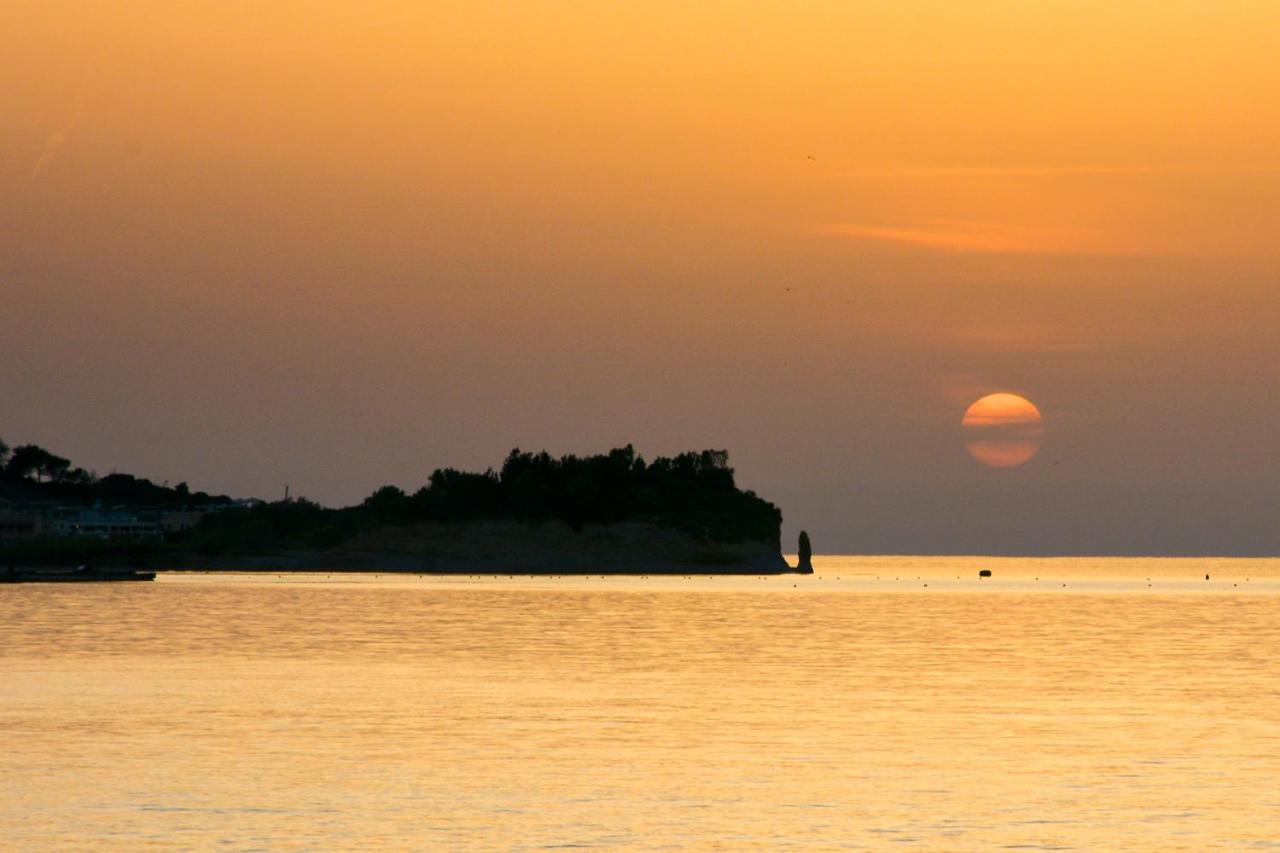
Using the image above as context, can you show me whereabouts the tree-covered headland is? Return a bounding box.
[0,439,231,507]
[1,440,783,566]
[187,446,782,556]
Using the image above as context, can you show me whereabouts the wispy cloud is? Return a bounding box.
[828,164,1280,180]
[962,418,1045,438]
[29,66,94,183]
[815,219,1123,256]
[947,324,1093,354]
[30,117,79,182]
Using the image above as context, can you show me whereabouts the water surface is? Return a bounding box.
[3,557,1278,849]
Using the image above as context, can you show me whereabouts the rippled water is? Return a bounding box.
[3,557,1279,849]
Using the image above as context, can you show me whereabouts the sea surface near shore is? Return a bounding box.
[3,556,1278,849]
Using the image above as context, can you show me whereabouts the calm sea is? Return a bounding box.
[3,557,1279,850]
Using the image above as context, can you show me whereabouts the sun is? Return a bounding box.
[962,392,1044,468]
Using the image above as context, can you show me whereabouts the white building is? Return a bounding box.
[52,508,162,540]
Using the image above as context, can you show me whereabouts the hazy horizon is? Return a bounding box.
[4,2,1279,555]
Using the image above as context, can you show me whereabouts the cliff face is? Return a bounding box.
[172,520,791,573]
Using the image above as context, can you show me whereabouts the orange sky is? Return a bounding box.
[3,2,1279,553]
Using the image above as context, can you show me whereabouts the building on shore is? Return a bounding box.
[50,507,163,540]
[1,500,250,544]
[157,509,210,533]
[0,510,43,541]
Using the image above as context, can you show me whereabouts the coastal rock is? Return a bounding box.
[797,530,813,573]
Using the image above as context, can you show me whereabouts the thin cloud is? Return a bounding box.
[30,122,77,182]
[947,324,1094,354]
[962,418,1045,437]
[29,65,94,183]
[828,164,1280,180]
[815,219,1126,256]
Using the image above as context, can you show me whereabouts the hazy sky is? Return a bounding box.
[4,2,1279,554]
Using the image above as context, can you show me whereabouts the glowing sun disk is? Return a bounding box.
[962,392,1044,468]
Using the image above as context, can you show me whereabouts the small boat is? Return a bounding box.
[0,565,156,583]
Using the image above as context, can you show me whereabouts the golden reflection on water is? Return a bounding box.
[2,558,1279,849]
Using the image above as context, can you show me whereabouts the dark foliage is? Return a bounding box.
[0,438,231,507]
[345,446,778,542]
[5,444,70,483]
[180,446,781,557]
[0,438,782,560]
[174,498,359,555]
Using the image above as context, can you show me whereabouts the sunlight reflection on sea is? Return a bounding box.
[2,557,1278,849]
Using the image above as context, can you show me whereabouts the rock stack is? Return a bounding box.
[797,530,814,574]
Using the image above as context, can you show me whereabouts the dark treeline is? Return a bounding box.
[368,446,778,539]
[0,438,231,507]
[184,446,782,556]
[2,439,782,560]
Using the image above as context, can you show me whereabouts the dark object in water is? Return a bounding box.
[0,565,155,584]
[978,569,992,578]
[797,531,814,574]
[1205,574,1210,580]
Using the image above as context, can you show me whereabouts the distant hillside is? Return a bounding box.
[178,446,784,560]
[1,442,794,573]
[0,438,231,508]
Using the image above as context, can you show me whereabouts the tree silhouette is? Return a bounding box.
[391,446,780,542]
[6,445,71,483]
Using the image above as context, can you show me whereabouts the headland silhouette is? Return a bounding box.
[1,440,806,574]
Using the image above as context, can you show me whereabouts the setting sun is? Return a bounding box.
[6,1,1280,848]
[962,392,1044,468]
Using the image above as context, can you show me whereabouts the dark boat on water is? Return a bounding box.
[0,565,156,583]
